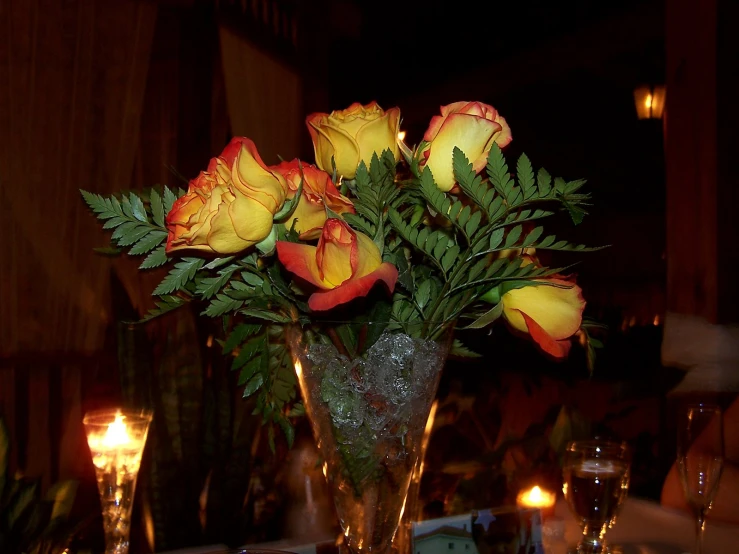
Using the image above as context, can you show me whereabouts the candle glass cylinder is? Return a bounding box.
[84,409,153,554]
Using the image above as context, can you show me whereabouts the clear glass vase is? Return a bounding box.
[286,320,453,554]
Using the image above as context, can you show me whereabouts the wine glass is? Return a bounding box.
[562,440,630,553]
[677,403,724,554]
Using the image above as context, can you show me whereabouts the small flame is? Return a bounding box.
[398,130,406,142]
[645,94,653,109]
[102,413,131,448]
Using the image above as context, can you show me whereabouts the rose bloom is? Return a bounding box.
[275,218,398,311]
[419,101,512,192]
[270,160,354,240]
[501,277,585,358]
[166,137,287,255]
[306,101,400,179]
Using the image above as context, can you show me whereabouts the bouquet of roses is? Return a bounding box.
[81,100,595,446]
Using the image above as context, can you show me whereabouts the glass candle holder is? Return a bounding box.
[83,408,153,554]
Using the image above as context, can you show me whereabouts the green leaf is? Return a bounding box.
[140,294,188,322]
[243,372,264,397]
[204,256,235,270]
[115,223,151,247]
[139,244,169,269]
[237,357,262,386]
[232,335,266,371]
[275,413,295,448]
[152,257,204,295]
[486,144,513,198]
[239,308,292,323]
[195,264,239,299]
[202,293,244,317]
[274,172,303,220]
[163,186,178,214]
[516,153,536,198]
[129,192,148,223]
[46,480,78,521]
[521,226,544,247]
[488,228,505,250]
[537,168,552,197]
[128,230,168,255]
[241,272,264,287]
[450,339,482,358]
[416,279,432,309]
[504,225,523,248]
[453,147,487,211]
[150,188,165,227]
[223,323,261,354]
[288,403,305,417]
[464,302,504,329]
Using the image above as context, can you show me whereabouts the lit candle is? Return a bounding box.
[516,485,556,520]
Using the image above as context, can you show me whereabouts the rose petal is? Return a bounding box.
[309,123,361,178]
[424,113,502,191]
[275,241,329,289]
[355,107,400,166]
[502,279,585,340]
[308,262,399,311]
[517,310,573,358]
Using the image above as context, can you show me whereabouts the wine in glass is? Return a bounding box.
[677,403,724,554]
[563,440,630,553]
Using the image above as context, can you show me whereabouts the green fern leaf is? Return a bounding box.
[196,264,239,299]
[140,294,188,322]
[129,230,168,255]
[163,186,179,213]
[516,153,536,200]
[152,257,204,295]
[139,244,169,269]
[203,293,244,317]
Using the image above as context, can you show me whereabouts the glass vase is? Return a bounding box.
[83,408,153,554]
[286,320,453,554]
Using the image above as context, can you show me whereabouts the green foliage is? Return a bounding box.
[81,139,599,449]
[0,418,80,554]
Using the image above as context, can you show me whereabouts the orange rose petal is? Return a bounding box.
[308,262,399,311]
[275,241,329,289]
[517,310,573,359]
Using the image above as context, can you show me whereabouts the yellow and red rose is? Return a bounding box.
[306,101,401,179]
[275,218,398,311]
[166,137,287,255]
[419,101,512,192]
[501,277,585,358]
[270,160,354,240]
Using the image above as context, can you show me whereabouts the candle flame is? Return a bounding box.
[645,94,653,109]
[529,485,543,502]
[102,413,131,448]
[398,130,406,142]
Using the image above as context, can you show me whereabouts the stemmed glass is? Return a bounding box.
[84,408,152,554]
[677,403,724,554]
[562,440,630,553]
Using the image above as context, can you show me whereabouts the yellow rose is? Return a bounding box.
[166,137,287,255]
[419,101,512,192]
[270,160,355,240]
[501,278,585,358]
[306,101,401,178]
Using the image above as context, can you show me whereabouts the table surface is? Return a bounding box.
[555,497,739,554]
[159,497,739,554]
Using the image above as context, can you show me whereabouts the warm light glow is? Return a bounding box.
[517,484,556,519]
[102,413,131,448]
[322,462,328,478]
[294,358,303,379]
[398,130,406,142]
[653,314,660,326]
[634,84,666,119]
